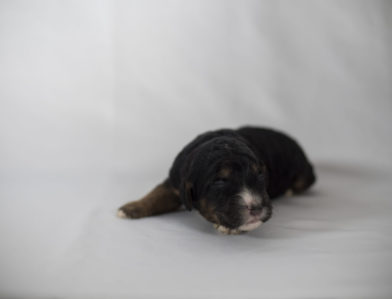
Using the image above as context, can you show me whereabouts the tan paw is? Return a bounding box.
[117,209,127,218]
[285,189,294,197]
[213,224,242,235]
[117,203,147,219]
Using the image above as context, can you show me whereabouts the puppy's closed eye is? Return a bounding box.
[257,172,265,181]
[212,178,228,187]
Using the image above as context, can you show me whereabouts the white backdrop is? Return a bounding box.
[1,1,392,298]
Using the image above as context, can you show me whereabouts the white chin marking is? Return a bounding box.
[117,209,127,218]
[238,220,262,232]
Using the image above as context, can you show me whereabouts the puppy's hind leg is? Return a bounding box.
[291,164,316,195]
[117,179,181,219]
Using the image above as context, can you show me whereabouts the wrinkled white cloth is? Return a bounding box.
[1,1,391,298]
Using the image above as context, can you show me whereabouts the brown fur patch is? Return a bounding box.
[292,176,307,193]
[118,181,181,219]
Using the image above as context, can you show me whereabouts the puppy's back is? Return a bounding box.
[236,126,316,197]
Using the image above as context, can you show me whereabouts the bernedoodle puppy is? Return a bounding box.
[117,127,316,234]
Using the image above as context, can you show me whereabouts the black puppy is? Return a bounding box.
[118,127,316,234]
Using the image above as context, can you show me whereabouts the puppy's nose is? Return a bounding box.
[248,205,263,216]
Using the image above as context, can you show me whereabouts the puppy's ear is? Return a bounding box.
[180,181,194,211]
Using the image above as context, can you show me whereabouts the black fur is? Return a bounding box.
[168,126,316,229]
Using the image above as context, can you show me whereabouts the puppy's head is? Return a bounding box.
[180,136,272,232]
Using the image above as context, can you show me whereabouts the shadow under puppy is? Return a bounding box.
[118,127,316,234]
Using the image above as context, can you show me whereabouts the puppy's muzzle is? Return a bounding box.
[248,204,263,216]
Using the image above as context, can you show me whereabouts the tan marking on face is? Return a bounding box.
[199,197,219,224]
[218,167,231,178]
[251,163,259,173]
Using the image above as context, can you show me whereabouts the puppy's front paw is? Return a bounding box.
[117,202,147,219]
[284,189,294,197]
[213,224,242,235]
[117,209,127,218]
